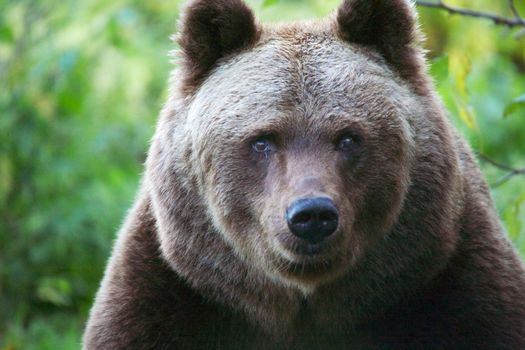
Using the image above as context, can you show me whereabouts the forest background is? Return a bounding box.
[1,0,524,348]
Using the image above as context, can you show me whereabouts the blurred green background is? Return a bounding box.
[1,0,524,348]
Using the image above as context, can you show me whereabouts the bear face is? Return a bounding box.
[179,37,419,289]
[146,0,461,303]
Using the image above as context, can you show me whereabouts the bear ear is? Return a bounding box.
[336,0,422,82]
[176,0,261,93]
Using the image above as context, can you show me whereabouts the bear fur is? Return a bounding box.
[83,0,525,348]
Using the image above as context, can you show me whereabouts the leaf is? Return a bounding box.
[430,55,449,83]
[0,155,12,202]
[0,25,14,43]
[36,277,72,307]
[457,103,477,130]
[506,193,525,242]
[503,94,525,118]
[514,29,525,39]
[449,53,471,100]
[262,0,279,8]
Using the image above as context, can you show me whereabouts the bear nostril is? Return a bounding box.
[292,212,312,225]
[286,197,339,244]
[319,212,337,222]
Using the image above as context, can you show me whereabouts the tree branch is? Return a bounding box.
[414,2,525,186]
[479,154,525,187]
[509,0,525,25]
[416,0,525,28]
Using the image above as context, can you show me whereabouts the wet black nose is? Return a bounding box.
[286,197,339,243]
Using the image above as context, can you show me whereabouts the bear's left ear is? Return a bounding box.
[176,0,261,94]
[336,0,423,84]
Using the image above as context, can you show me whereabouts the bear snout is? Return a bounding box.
[286,197,339,244]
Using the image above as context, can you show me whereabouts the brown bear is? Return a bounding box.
[83,0,525,348]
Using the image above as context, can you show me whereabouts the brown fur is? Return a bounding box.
[83,0,525,348]
[177,0,261,94]
[336,0,426,93]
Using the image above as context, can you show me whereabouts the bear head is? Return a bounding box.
[145,0,463,327]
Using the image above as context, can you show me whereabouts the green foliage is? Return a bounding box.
[262,0,280,8]
[1,0,524,348]
[418,1,525,257]
[504,93,525,117]
[1,0,180,347]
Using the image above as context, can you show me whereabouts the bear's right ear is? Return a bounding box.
[176,0,260,94]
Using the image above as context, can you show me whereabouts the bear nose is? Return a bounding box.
[286,197,339,243]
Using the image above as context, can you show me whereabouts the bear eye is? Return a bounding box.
[337,133,361,153]
[251,137,274,155]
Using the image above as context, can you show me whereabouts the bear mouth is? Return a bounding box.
[270,231,348,280]
[275,230,340,257]
[272,251,345,281]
